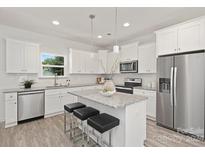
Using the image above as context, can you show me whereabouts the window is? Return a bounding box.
[40,53,66,77]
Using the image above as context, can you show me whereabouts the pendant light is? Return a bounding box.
[113,7,119,53]
[89,14,95,53]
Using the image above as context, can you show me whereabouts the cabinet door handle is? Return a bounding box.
[178,48,180,51]
[14,102,16,104]
[174,49,177,51]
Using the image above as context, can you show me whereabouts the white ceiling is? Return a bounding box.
[0,7,205,49]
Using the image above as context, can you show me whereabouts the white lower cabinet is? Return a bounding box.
[45,90,62,117]
[44,86,101,118]
[60,90,78,110]
[45,89,78,118]
[5,93,17,128]
[133,89,156,120]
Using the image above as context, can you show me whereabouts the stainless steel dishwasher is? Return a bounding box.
[18,90,44,122]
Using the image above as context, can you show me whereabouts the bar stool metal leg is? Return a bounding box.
[73,117,75,137]
[100,134,103,146]
[86,124,90,144]
[69,114,73,139]
[109,130,112,147]
[81,121,85,141]
[64,110,66,133]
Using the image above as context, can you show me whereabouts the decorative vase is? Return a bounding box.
[103,79,116,92]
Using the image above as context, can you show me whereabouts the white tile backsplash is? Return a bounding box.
[109,73,156,87]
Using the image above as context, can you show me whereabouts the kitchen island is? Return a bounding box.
[67,89,147,147]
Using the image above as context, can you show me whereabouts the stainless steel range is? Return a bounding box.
[116,78,142,94]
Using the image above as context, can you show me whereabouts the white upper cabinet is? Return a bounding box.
[6,39,39,73]
[107,52,120,74]
[120,42,138,61]
[6,39,25,73]
[178,19,205,52]
[24,43,39,73]
[85,52,99,74]
[156,17,205,56]
[69,49,85,73]
[69,49,99,74]
[98,50,108,74]
[138,43,156,73]
[156,27,178,56]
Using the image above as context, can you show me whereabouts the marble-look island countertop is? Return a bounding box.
[68,89,147,108]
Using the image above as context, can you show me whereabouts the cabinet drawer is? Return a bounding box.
[45,89,60,96]
[5,93,17,101]
[133,89,156,97]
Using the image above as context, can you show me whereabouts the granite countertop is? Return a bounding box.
[2,83,101,93]
[2,87,46,93]
[68,89,147,108]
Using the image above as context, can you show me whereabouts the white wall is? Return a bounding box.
[0,24,99,122]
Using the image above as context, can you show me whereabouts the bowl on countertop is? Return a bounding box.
[100,90,115,97]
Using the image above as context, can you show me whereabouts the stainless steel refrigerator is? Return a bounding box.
[157,51,205,139]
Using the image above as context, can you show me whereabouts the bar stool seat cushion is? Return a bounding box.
[64,102,86,113]
[87,113,120,133]
[73,107,99,121]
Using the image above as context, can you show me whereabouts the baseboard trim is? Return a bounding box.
[44,111,63,118]
[146,115,156,122]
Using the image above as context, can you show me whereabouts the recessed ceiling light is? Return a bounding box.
[107,33,111,36]
[52,20,60,25]
[123,22,130,27]
[97,35,102,39]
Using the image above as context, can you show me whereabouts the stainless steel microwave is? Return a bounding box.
[120,60,138,73]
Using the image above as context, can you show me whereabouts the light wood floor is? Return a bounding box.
[145,119,205,147]
[0,114,204,147]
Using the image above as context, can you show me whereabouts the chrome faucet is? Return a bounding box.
[54,73,58,86]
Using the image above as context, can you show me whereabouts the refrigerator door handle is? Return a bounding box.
[174,67,177,106]
[170,67,174,106]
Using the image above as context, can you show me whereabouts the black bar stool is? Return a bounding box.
[87,113,120,147]
[64,102,86,138]
[73,107,100,143]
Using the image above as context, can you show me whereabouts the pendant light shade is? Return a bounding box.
[113,45,119,53]
[113,8,119,53]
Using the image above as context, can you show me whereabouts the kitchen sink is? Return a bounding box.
[46,85,69,89]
